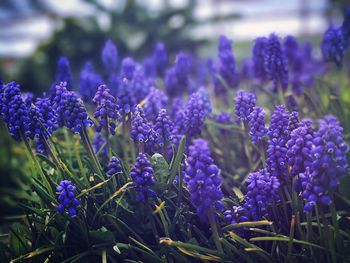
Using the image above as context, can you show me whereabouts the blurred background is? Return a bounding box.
[0,0,346,94]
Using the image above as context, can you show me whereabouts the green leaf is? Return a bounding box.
[151,153,169,186]
[168,136,186,186]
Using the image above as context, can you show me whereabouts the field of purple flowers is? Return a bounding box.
[0,9,350,263]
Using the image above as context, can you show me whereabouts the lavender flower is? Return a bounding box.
[107,156,122,176]
[130,153,157,202]
[185,139,224,219]
[93,84,119,135]
[248,106,267,143]
[56,180,80,217]
[102,39,118,72]
[234,90,256,124]
[264,34,288,92]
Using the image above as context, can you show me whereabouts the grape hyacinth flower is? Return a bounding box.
[184,139,224,220]
[321,26,346,68]
[143,87,168,123]
[244,168,280,220]
[165,52,192,97]
[93,84,119,135]
[264,34,288,93]
[117,58,137,116]
[287,111,299,133]
[130,107,154,146]
[93,132,107,156]
[131,66,152,103]
[266,105,290,180]
[153,109,173,151]
[234,90,256,124]
[130,153,157,202]
[252,37,268,82]
[152,42,168,77]
[286,120,314,191]
[52,82,93,133]
[248,106,267,143]
[302,116,349,211]
[107,156,122,176]
[212,35,239,94]
[102,39,118,72]
[56,180,80,218]
[79,61,103,101]
[55,57,73,89]
[183,92,207,137]
[197,87,212,116]
[0,81,31,141]
[214,112,232,125]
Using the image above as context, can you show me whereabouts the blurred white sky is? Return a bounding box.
[0,0,330,58]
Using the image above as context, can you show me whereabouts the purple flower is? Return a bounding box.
[234,90,256,124]
[214,112,232,125]
[165,52,192,97]
[93,84,119,135]
[183,92,207,137]
[52,82,93,134]
[56,180,80,217]
[264,34,288,93]
[143,87,168,123]
[248,106,267,143]
[244,168,280,220]
[286,120,314,191]
[152,42,168,77]
[266,105,290,180]
[107,156,122,176]
[93,132,107,156]
[102,39,118,72]
[321,26,346,68]
[185,139,224,219]
[79,61,103,101]
[117,58,137,116]
[287,111,299,133]
[55,57,73,89]
[130,153,157,202]
[212,35,239,94]
[130,107,154,145]
[153,109,173,150]
[252,37,268,82]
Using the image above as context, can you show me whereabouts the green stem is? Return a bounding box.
[207,207,223,253]
[329,192,343,252]
[80,129,103,176]
[287,215,295,261]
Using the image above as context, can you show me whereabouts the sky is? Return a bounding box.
[0,0,331,58]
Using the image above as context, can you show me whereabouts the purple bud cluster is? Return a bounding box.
[56,180,80,217]
[214,112,232,125]
[93,132,107,156]
[266,105,290,180]
[55,57,73,89]
[143,87,168,123]
[79,62,103,101]
[130,153,157,202]
[107,156,122,176]
[264,34,288,93]
[212,35,239,94]
[252,37,268,82]
[52,82,93,133]
[153,109,173,150]
[93,85,119,135]
[286,120,314,191]
[184,139,224,219]
[183,92,207,137]
[102,40,118,72]
[248,106,267,143]
[301,116,349,211]
[130,108,154,144]
[234,90,256,124]
[321,26,346,68]
[287,111,300,133]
